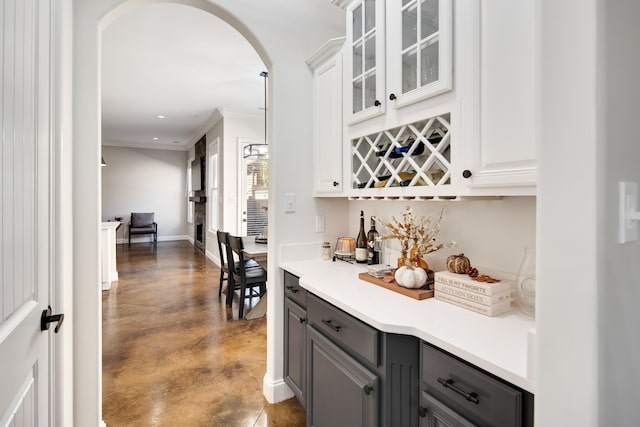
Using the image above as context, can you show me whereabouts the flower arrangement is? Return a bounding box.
[379,206,456,268]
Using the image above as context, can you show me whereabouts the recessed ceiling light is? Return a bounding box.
[189,114,200,118]
[152,137,159,141]
[156,115,166,119]
[172,141,180,144]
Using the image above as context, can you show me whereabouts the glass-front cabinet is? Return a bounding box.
[346,0,452,125]
[389,0,453,108]
[347,0,386,124]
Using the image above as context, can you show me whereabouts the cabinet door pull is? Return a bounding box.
[321,319,341,332]
[285,285,299,293]
[374,99,381,107]
[363,384,373,395]
[418,406,428,417]
[389,93,397,101]
[299,317,306,324]
[437,377,480,404]
[462,169,473,179]
[332,181,339,187]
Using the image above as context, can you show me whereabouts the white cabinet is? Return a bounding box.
[308,38,346,195]
[458,0,536,195]
[345,0,453,126]
[342,0,536,198]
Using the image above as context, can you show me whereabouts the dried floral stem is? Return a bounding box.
[377,206,456,262]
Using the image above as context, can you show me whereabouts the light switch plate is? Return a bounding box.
[285,193,296,213]
[315,215,325,233]
[619,181,638,243]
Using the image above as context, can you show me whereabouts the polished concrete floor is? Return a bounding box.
[102,240,305,426]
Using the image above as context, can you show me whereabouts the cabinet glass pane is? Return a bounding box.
[421,0,439,39]
[364,73,377,108]
[421,40,439,86]
[402,3,418,50]
[353,42,363,78]
[353,4,362,41]
[402,0,414,7]
[353,78,363,113]
[364,0,375,33]
[402,47,418,93]
[364,35,376,72]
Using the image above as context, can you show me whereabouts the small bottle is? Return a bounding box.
[367,216,379,265]
[322,242,331,260]
[355,210,368,263]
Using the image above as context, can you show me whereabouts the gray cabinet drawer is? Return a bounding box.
[284,271,307,308]
[307,293,379,367]
[421,343,522,427]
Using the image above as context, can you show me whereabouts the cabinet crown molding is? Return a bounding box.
[306,37,346,70]
[330,0,351,9]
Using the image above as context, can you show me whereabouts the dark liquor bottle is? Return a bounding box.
[367,216,380,265]
[355,210,368,263]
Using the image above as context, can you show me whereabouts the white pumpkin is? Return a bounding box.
[395,266,428,289]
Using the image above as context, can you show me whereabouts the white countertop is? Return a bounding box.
[280,259,535,393]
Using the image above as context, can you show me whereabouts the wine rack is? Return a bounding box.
[351,114,451,191]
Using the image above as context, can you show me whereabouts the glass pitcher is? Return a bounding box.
[515,246,536,317]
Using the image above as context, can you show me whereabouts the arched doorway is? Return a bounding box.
[73,1,344,424]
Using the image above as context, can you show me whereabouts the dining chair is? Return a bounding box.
[222,233,260,305]
[227,235,267,319]
[216,230,231,298]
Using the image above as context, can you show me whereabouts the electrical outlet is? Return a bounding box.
[285,193,296,213]
[316,215,325,233]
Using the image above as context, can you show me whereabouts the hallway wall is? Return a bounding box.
[101,145,189,242]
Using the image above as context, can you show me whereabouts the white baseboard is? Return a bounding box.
[205,248,221,267]
[262,375,294,404]
[116,235,191,245]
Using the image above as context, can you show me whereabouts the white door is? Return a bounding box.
[0,0,58,425]
[239,139,268,237]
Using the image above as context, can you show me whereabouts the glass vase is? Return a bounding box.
[515,245,536,317]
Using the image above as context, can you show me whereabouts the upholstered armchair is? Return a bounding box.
[128,212,157,247]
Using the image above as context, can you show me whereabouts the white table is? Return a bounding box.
[241,237,267,319]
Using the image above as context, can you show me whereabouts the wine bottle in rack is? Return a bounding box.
[355,210,368,263]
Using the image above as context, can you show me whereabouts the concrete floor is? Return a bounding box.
[102,240,305,426]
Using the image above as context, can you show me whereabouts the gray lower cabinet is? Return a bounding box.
[419,342,534,427]
[307,326,379,427]
[306,292,420,427]
[284,272,308,407]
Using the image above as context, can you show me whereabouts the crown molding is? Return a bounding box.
[306,37,346,70]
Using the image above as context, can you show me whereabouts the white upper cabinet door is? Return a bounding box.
[346,0,387,125]
[386,0,453,109]
[460,0,537,193]
[309,39,346,195]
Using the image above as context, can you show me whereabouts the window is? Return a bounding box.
[208,139,219,232]
[187,159,193,223]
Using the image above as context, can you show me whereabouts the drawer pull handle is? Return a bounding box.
[286,285,299,293]
[363,385,373,395]
[299,317,306,324]
[437,378,480,404]
[321,319,341,332]
[418,406,428,417]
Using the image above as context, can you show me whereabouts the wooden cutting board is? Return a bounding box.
[358,272,434,300]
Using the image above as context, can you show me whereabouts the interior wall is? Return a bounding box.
[537,0,599,425]
[600,0,640,424]
[347,197,536,274]
[101,145,189,242]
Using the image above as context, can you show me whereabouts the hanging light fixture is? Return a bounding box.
[243,71,269,160]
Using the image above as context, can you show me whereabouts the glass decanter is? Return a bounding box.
[515,245,536,317]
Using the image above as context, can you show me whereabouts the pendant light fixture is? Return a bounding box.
[243,71,269,160]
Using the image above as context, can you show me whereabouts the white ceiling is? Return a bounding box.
[101,3,266,151]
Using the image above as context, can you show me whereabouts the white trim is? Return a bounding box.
[306,37,345,70]
[184,109,223,150]
[262,375,294,404]
[205,248,221,267]
[116,235,191,245]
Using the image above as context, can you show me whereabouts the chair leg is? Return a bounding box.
[238,283,248,319]
[226,276,235,306]
[128,232,131,247]
[218,272,225,297]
